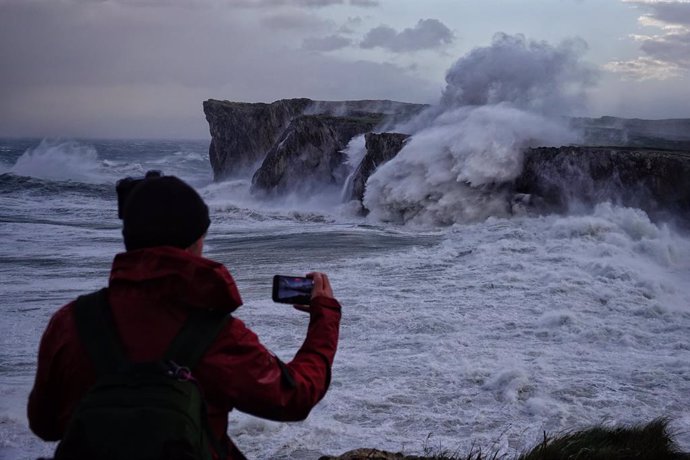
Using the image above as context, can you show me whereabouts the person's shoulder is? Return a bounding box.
[44,288,102,333]
[48,299,77,324]
[37,297,81,350]
[220,315,253,340]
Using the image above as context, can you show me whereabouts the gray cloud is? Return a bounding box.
[338,16,363,34]
[633,0,690,26]
[262,11,331,30]
[349,0,379,6]
[604,56,683,80]
[230,0,379,8]
[231,0,344,8]
[442,33,597,115]
[303,34,352,51]
[360,18,454,52]
[640,31,690,66]
[361,25,397,48]
[609,1,690,79]
[62,0,360,8]
[0,0,436,138]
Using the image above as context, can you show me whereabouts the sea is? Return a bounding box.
[1,137,689,459]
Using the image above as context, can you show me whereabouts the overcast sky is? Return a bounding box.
[1,0,689,139]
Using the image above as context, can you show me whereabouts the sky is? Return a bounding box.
[1,0,689,139]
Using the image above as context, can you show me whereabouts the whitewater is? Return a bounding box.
[0,137,689,459]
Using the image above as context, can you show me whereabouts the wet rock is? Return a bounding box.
[349,132,411,203]
[319,449,414,460]
[516,146,690,221]
[250,114,384,196]
[203,99,310,180]
[203,98,426,181]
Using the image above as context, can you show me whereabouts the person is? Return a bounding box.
[27,175,341,459]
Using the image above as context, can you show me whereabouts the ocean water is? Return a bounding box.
[1,138,689,459]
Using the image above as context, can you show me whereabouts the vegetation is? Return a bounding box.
[320,419,690,460]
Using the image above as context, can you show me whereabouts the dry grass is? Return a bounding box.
[320,419,690,460]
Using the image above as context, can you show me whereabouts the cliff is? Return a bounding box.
[203,98,427,181]
[203,99,311,179]
[347,138,690,222]
[348,132,411,203]
[516,146,690,220]
[203,98,690,224]
[251,114,385,196]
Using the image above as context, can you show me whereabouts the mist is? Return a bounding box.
[363,33,595,226]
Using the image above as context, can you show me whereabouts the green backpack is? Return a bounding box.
[54,289,230,460]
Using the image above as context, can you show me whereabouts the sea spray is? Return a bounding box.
[364,105,577,225]
[363,33,597,225]
[440,33,595,114]
[340,134,367,202]
[10,140,104,184]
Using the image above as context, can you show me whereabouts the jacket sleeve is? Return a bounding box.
[200,295,341,422]
[27,304,71,441]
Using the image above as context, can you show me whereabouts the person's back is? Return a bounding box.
[28,174,341,459]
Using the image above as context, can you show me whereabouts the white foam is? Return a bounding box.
[361,33,595,227]
[220,204,690,456]
[363,104,576,225]
[343,134,367,169]
[3,136,689,459]
[10,140,105,184]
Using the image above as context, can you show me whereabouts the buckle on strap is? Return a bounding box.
[166,360,192,381]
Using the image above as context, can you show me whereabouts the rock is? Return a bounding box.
[203,98,690,224]
[204,99,311,180]
[347,137,690,223]
[250,114,385,196]
[203,98,426,181]
[349,132,410,203]
[318,448,414,460]
[515,146,690,221]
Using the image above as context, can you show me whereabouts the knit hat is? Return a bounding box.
[122,176,210,251]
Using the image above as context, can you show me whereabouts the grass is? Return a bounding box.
[319,419,690,460]
[519,419,688,460]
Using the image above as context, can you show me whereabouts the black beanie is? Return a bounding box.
[122,176,210,251]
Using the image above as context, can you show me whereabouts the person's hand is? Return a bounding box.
[293,272,334,312]
[309,272,334,300]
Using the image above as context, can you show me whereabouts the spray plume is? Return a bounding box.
[363,33,598,225]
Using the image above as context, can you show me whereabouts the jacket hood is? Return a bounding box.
[109,246,243,313]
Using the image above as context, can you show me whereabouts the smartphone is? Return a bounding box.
[272,275,314,305]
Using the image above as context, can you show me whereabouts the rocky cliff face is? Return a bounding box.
[349,132,410,202]
[251,114,384,196]
[348,138,690,222]
[515,146,690,220]
[203,98,690,224]
[203,99,311,180]
[203,98,426,181]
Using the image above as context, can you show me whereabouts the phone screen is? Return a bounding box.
[272,275,314,305]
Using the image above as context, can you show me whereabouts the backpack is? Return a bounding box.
[54,288,230,460]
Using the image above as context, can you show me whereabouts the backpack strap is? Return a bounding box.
[73,288,127,376]
[163,309,231,369]
[74,289,231,374]
[163,309,232,460]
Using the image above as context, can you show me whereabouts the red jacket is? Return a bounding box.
[27,246,341,459]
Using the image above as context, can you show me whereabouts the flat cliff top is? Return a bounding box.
[203,98,428,115]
